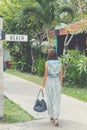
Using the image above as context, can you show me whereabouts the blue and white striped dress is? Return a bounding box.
[45,59,61,119]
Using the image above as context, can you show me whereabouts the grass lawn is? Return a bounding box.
[0,96,34,123]
[6,69,87,102]
[62,86,87,102]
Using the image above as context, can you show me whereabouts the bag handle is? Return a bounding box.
[37,90,44,97]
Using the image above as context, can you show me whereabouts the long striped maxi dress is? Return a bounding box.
[45,59,61,119]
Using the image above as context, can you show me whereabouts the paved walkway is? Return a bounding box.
[0,72,87,130]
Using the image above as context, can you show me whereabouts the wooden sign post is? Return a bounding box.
[0,16,4,119]
[0,16,28,119]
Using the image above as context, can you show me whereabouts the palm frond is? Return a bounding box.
[60,6,74,17]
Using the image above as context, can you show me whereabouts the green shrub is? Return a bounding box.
[11,56,32,72]
[61,50,87,87]
[34,56,47,76]
[76,56,87,86]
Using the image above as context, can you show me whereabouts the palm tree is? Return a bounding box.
[21,0,74,41]
[0,0,74,73]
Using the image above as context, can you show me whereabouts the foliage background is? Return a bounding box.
[0,0,87,85]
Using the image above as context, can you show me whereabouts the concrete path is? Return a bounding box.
[0,72,87,130]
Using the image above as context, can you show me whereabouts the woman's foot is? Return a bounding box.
[54,119,59,126]
[50,117,54,123]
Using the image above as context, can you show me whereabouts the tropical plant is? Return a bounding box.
[33,56,47,76]
[76,55,87,86]
[61,50,87,87]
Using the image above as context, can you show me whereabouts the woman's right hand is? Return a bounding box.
[40,86,44,91]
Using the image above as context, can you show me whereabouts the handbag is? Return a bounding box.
[34,90,47,112]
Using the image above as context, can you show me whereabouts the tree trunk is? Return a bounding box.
[77,0,84,20]
[63,33,74,55]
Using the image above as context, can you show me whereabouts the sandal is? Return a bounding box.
[50,117,54,123]
[54,119,59,126]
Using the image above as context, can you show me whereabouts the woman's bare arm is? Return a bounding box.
[40,62,48,90]
[42,62,48,87]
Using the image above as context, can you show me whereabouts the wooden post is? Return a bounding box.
[0,16,4,119]
[55,29,59,55]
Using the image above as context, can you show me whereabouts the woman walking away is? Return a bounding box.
[40,48,62,126]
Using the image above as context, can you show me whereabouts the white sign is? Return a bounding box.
[5,34,28,42]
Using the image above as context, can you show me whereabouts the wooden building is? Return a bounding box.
[48,20,87,56]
